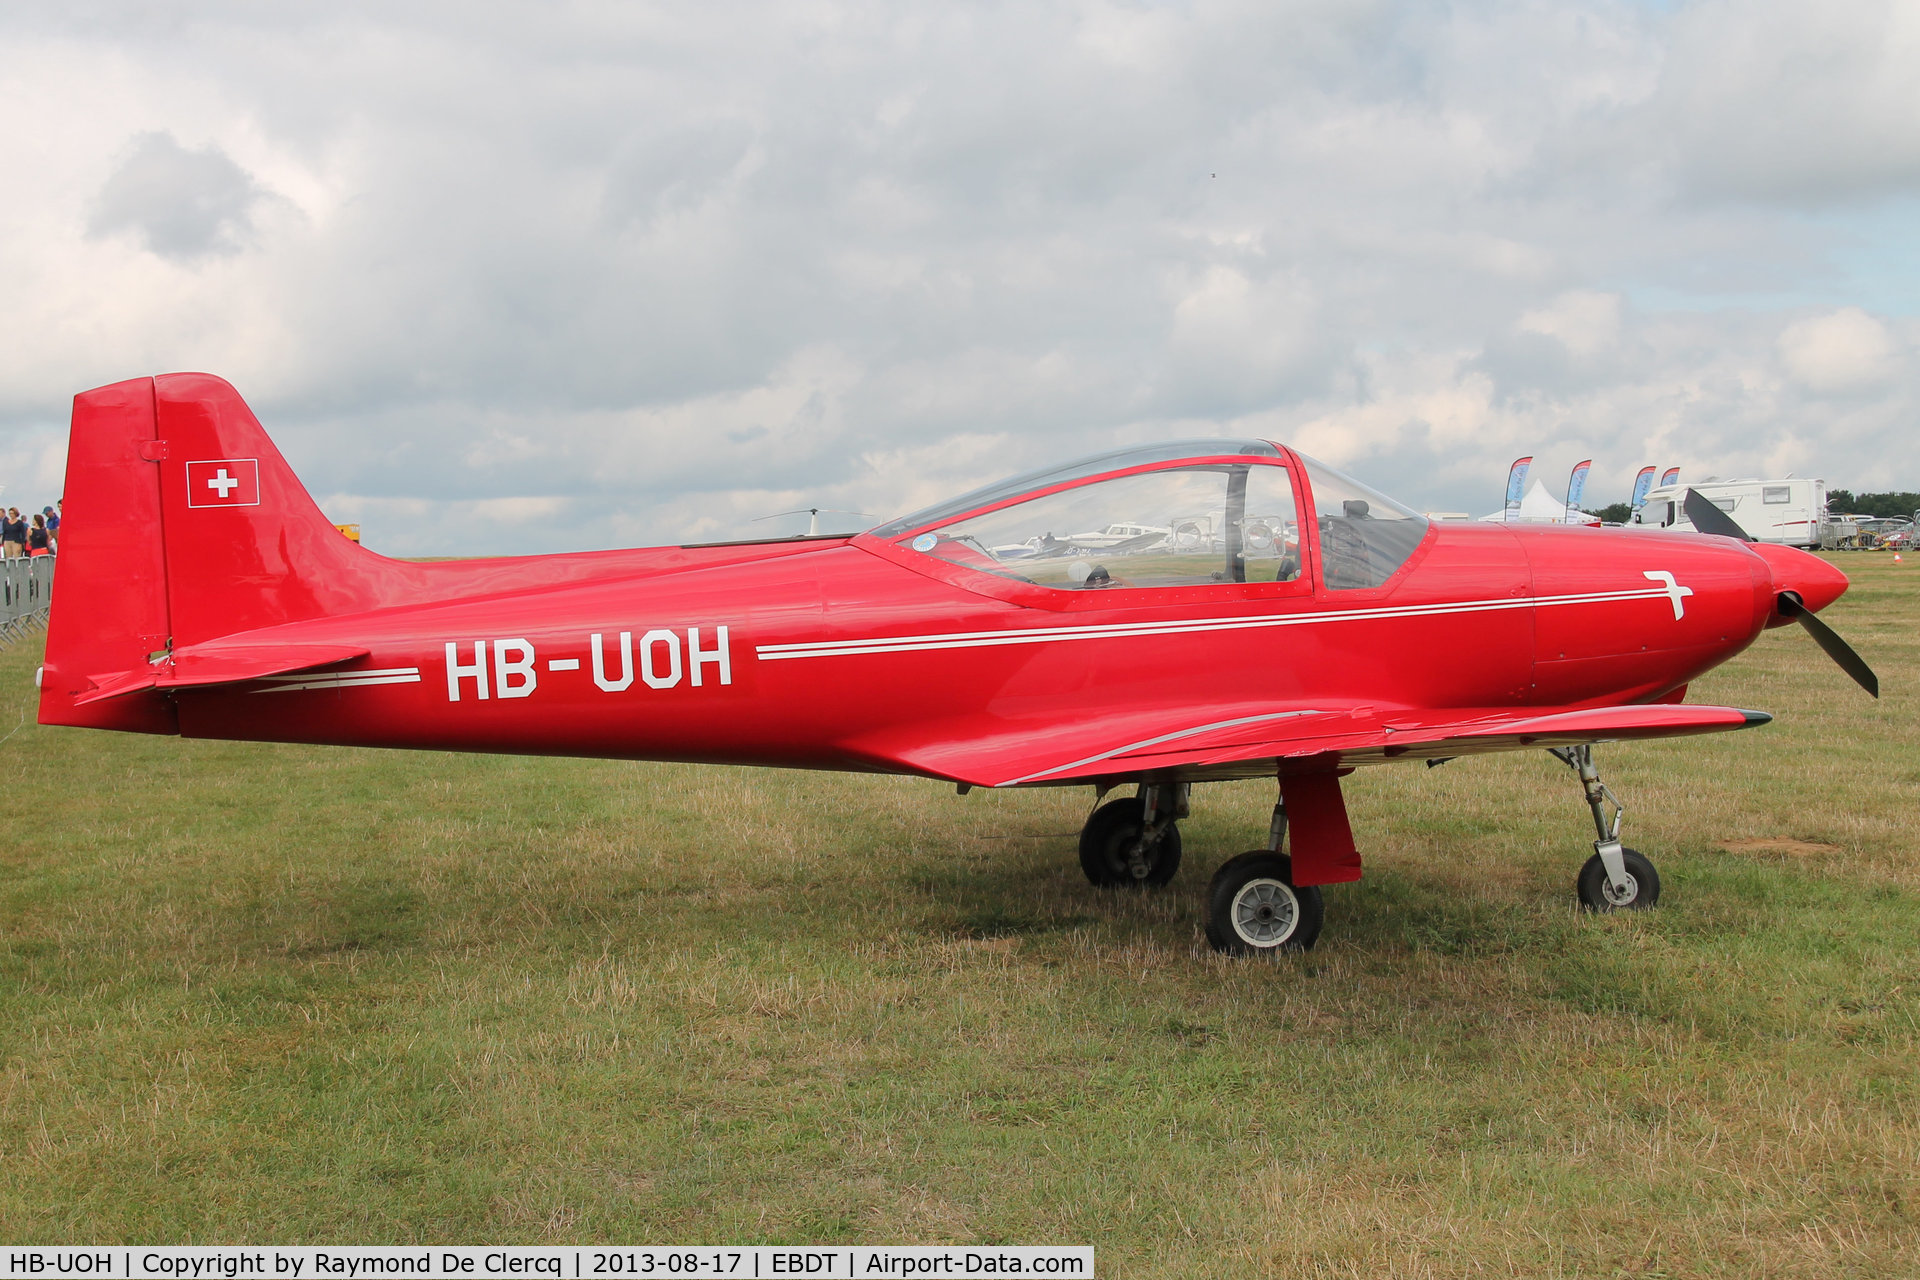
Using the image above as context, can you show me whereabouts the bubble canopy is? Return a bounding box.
[868,440,1284,539]
[868,439,1420,534]
[866,439,1429,592]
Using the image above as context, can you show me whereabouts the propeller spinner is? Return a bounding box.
[1691,493,1880,699]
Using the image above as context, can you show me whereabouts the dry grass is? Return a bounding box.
[0,553,1916,1277]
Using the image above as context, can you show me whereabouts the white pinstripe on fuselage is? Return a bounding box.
[754,585,1675,663]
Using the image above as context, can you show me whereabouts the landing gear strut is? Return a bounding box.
[1079,783,1186,887]
[1550,745,1660,911]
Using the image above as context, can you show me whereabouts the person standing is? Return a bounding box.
[1,508,23,558]
[26,514,50,556]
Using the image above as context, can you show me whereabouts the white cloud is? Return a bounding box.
[1777,308,1898,393]
[1518,291,1622,359]
[1645,0,1920,205]
[0,0,1915,553]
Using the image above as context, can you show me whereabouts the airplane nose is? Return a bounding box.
[1794,556,1852,614]
[1747,541,1877,696]
[1748,543,1850,618]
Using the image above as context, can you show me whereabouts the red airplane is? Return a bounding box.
[37,374,1879,956]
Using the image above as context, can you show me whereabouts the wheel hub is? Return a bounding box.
[1230,878,1299,947]
[1601,872,1639,907]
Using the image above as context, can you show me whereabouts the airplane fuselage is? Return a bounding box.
[158,521,1795,784]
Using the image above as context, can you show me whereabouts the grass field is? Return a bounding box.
[1,554,1916,1276]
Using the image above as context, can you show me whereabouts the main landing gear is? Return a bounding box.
[1203,796,1324,956]
[1075,783,1326,955]
[1551,745,1661,911]
[1079,783,1186,887]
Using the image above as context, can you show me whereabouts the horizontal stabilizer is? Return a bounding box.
[77,642,372,705]
[74,668,170,706]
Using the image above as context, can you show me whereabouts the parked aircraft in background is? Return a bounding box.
[1063,522,1171,550]
[37,375,1879,956]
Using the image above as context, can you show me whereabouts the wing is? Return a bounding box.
[849,701,1770,789]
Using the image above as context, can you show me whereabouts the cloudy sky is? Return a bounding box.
[2,0,1916,554]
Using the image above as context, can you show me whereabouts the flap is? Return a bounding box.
[77,642,372,705]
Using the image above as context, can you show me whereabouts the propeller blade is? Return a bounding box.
[1778,592,1880,698]
[1683,489,1753,541]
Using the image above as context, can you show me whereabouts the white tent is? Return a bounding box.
[1479,478,1599,525]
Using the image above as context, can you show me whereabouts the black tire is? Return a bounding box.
[1204,851,1323,955]
[1078,798,1183,888]
[1576,847,1660,911]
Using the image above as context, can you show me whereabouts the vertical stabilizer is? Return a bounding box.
[40,373,412,730]
[150,372,391,646]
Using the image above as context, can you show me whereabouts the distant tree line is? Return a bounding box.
[1580,490,1919,524]
[1827,490,1920,518]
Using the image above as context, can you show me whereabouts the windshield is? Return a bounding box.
[1294,452,1428,589]
[868,439,1283,539]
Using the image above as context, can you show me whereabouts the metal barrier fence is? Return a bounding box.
[0,556,54,645]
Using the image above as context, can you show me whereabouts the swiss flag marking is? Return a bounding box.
[186,458,261,508]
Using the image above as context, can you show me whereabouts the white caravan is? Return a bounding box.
[1629,478,1829,548]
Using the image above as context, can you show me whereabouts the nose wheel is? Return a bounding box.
[1552,745,1661,912]
[1576,846,1660,910]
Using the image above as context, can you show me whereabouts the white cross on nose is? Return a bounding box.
[1642,570,1695,620]
[207,468,239,498]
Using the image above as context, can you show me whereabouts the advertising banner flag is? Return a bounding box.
[1505,456,1532,520]
[1630,466,1657,510]
[1565,459,1592,517]
[1660,466,1681,487]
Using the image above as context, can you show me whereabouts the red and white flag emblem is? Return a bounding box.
[186,459,261,508]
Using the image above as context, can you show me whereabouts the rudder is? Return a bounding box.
[38,377,175,731]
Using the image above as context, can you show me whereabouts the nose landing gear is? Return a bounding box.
[1551,745,1661,911]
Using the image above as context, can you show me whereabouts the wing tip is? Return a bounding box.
[1738,709,1773,728]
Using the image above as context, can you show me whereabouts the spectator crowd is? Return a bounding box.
[1,501,59,558]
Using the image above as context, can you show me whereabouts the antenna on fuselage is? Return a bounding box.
[755,508,874,536]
